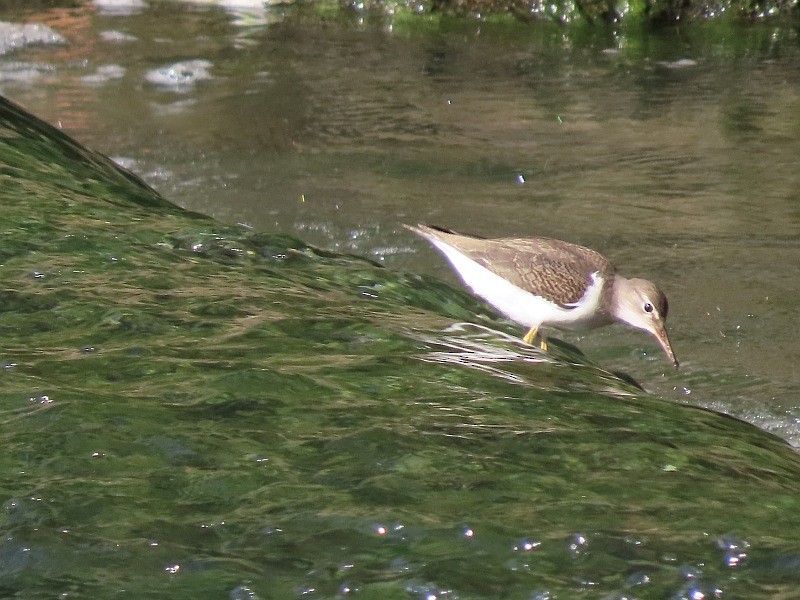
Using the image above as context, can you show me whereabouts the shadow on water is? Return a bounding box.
[2,94,800,598]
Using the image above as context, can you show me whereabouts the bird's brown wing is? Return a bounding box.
[442,234,614,308]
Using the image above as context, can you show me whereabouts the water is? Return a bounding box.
[2,2,800,597]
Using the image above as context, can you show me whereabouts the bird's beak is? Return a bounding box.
[652,323,679,369]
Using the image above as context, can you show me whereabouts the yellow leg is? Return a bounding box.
[522,325,548,351]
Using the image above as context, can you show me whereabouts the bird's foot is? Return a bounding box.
[522,326,548,351]
[522,326,538,345]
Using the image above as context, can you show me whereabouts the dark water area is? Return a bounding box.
[1,1,800,598]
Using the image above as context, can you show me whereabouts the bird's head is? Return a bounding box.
[615,278,678,368]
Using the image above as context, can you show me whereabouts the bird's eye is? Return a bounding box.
[644,303,654,314]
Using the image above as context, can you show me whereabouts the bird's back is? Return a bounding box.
[413,225,615,308]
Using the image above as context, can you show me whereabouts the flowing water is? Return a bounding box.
[1,1,800,598]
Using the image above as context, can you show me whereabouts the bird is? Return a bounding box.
[405,224,678,368]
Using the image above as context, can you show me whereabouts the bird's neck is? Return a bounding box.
[609,275,632,322]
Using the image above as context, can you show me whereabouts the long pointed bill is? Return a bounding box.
[652,323,679,369]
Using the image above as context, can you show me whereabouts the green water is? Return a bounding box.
[2,94,800,598]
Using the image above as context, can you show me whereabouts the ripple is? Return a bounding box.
[145,60,213,92]
[82,64,126,86]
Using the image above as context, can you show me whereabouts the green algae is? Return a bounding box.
[329,0,800,25]
[1,95,800,598]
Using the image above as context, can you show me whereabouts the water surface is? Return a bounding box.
[1,2,800,598]
[2,3,798,445]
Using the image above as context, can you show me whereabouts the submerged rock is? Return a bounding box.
[0,21,65,56]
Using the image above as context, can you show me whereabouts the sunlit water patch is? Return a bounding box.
[92,0,147,16]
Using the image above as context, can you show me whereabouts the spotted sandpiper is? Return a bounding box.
[406,224,678,367]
